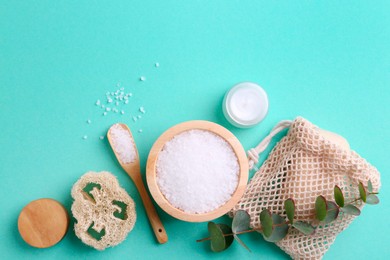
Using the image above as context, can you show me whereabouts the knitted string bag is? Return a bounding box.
[231,117,381,259]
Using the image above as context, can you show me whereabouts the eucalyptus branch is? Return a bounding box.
[197,180,379,253]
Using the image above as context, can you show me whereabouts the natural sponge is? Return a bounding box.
[71,171,136,250]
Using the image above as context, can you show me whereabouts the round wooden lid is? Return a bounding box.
[18,198,69,248]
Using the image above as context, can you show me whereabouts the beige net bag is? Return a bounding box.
[231,117,381,259]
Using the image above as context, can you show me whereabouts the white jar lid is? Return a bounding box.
[223,82,269,128]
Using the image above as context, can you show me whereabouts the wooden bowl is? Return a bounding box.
[146,120,248,222]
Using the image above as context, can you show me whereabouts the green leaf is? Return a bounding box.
[260,209,273,238]
[234,235,251,252]
[366,194,379,205]
[284,199,295,224]
[264,214,289,242]
[341,205,361,216]
[315,196,328,221]
[334,185,344,207]
[293,221,315,235]
[367,180,373,193]
[217,224,234,250]
[208,222,226,252]
[358,182,367,202]
[232,210,250,233]
[323,201,339,224]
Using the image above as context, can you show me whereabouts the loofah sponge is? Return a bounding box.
[71,171,136,250]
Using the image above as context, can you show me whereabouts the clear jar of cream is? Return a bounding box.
[222,82,269,128]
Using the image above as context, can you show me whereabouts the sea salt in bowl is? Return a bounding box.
[146,121,248,222]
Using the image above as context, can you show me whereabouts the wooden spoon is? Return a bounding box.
[107,123,168,244]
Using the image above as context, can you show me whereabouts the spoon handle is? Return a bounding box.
[130,171,168,244]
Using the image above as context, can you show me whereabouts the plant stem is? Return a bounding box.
[197,192,379,243]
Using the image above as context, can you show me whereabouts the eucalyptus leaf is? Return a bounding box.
[260,209,273,238]
[367,180,373,193]
[334,185,344,207]
[264,214,289,242]
[366,194,379,205]
[315,196,328,221]
[234,235,251,252]
[217,224,234,250]
[284,199,295,224]
[323,201,339,224]
[208,222,226,252]
[232,210,250,233]
[341,204,361,216]
[293,221,315,235]
[358,182,367,202]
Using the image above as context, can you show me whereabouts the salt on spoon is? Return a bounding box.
[107,123,168,244]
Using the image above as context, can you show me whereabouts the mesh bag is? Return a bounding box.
[231,117,381,259]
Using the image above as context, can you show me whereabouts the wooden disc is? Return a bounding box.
[18,198,69,248]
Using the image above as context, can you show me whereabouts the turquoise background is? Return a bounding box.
[1,1,389,259]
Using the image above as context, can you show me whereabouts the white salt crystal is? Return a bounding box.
[156,130,239,214]
[109,124,136,164]
[132,116,137,122]
[87,119,92,124]
[128,93,133,97]
[120,87,124,91]
[100,136,104,140]
[101,105,105,108]
[116,101,119,106]
[125,100,129,104]
[83,135,88,140]
[137,115,142,119]
[96,100,101,106]
[139,106,145,114]
[103,112,107,116]
[155,62,159,67]
[138,129,143,133]
[121,110,125,114]
[140,76,146,81]
[106,107,111,112]
[107,98,113,103]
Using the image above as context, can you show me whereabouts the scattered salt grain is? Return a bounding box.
[101,105,105,108]
[109,124,136,164]
[103,112,107,116]
[116,101,119,106]
[137,115,142,119]
[138,129,143,133]
[155,62,160,68]
[132,116,137,122]
[100,136,104,140]
[87,119,92,124]
[156,130,239,214]
[139,106,146,114]
[125,100,129,104]
[121,110,125,115]
[83,135,88,140]
[95,100,101,106]
[106,107,111,112]
[140,76,146,81]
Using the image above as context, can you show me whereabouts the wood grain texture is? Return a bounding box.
[18,198,69,248]
[107,123,168,244]
[146,120,249,222]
